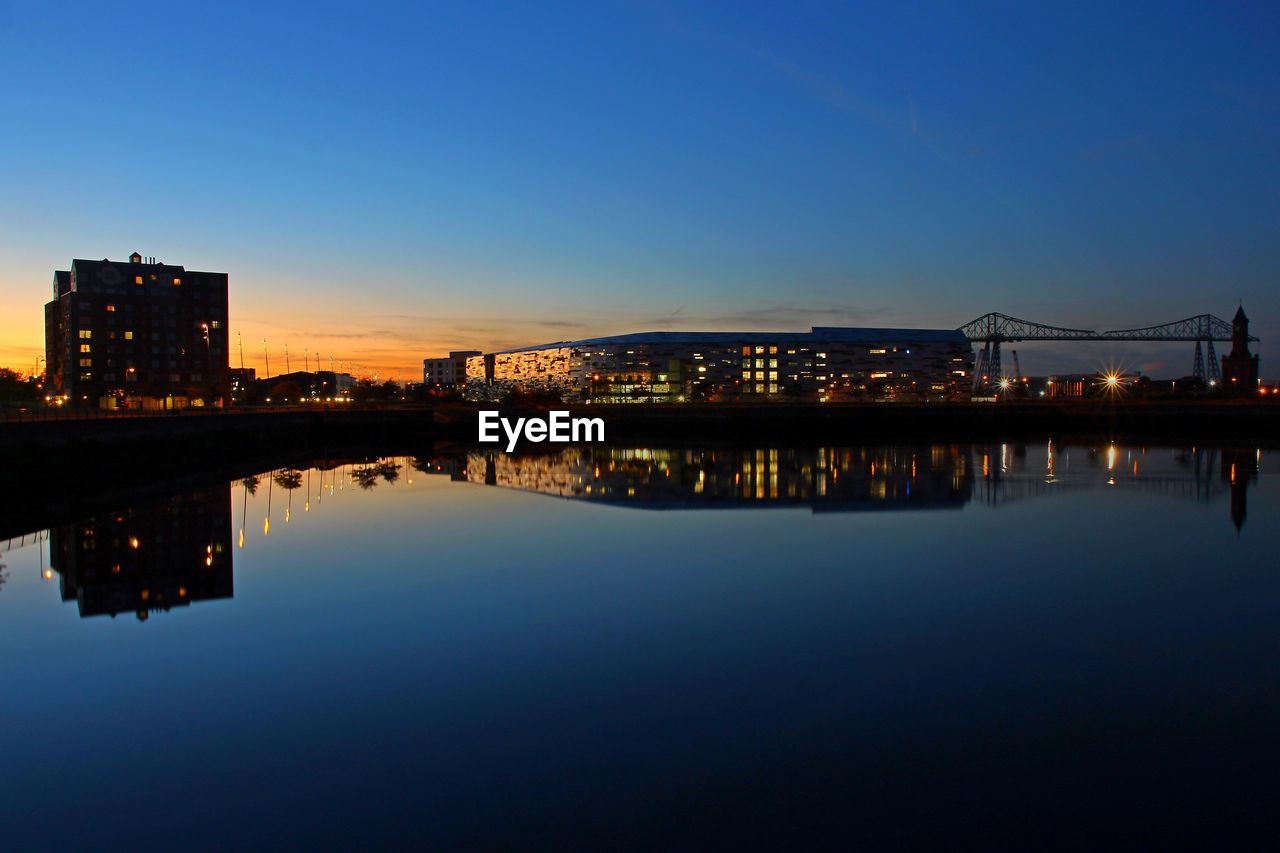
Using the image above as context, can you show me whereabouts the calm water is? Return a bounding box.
[1,443,1276,848]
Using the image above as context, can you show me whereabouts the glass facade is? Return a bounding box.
[464,328,973,402]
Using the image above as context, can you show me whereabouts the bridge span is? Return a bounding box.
[959,312,1259,390]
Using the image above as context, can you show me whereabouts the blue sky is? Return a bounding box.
[2,0,1277,377]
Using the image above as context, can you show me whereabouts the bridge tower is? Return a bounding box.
[1193,341,1205,380]
[1206,340,1221,383]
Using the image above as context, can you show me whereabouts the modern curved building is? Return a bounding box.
[465,326,973,402]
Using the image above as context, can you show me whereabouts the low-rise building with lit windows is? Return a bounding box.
[423,350,482,387]
[464,327,972,402]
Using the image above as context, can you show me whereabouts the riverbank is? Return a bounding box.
[2,400,1278,459]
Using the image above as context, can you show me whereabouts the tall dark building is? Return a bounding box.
[45,251,229,408]
[1220,305,1259,396]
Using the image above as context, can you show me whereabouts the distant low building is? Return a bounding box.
[229,367,256,402]
[44,251,229,408]
[463,328,972,402]
[257,370,354,402]
[423,350,481,387]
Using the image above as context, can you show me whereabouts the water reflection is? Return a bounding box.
[48,485,233,620]
[431,443,1258,528]
[0,440,1274,847]
[1,442,1262,622]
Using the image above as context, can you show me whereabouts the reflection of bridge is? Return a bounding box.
[453,444,1257,531]
[959,312,1259,389]
[970,445,1255,529]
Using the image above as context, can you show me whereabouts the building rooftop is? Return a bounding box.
[493,326,968,354]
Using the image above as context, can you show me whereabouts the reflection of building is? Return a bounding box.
[1221,448,1258,531]
[44,252,230,409]
[1046,374,1090,398]
[49,486,233,620]
[464,328,972,402]
[436,442,1256,530]
[459,446,973,511]
[1221,306,1260,395]
[424,351,482,388]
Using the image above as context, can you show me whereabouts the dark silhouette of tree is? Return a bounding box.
[242,475,261,495]
[352,466,381,489]
[375,460,401,483]
[273,469,304,489]
[0,367,38,403]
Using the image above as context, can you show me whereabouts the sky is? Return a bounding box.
[1,0,1277,379]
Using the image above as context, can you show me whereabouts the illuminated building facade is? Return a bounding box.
[48,485,234,621]
[44,252,230,408]
[464,328,972,401]
[424,350,482,387]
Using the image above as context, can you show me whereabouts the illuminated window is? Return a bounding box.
[768,371,778,381]
[210,320,221,329]
[105,304,116,312]
[79,330,92,339]
[768,359,777,368]
[80,344,91,353]
[870,348,887,354]
[172,277,182,286]
[816,352,827,359]
[768,383,778,394]
[135,276,143,285]
[755,383,764,394]
[79,358,92,367]
[741,371,751,380]
[754,346,764,355]
[124,331,133,340]
[741,346,751,356]
[79,371,92,380]
[754,359,763,369]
